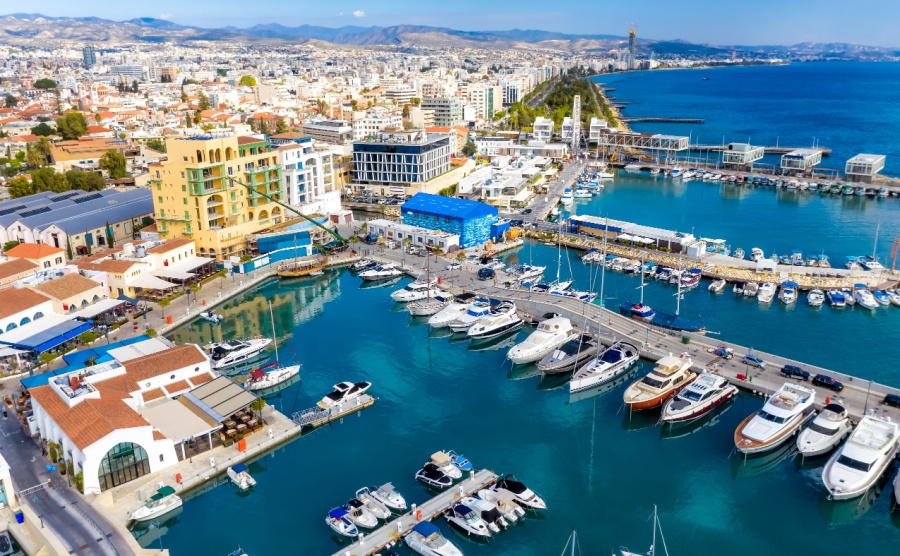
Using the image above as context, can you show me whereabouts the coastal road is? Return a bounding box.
[502,159,586,223]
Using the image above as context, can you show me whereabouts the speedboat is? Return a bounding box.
[130,486,182,523]
[509,264,546,282]
[243,362,301,391]
[326,508,359,538]
[853,285,878,311]
[842,287,856,305]
[428,451,462,479]
[446,450,473,473]
[733,248,745,260]
[408,294,454,317]
[350,259,377,272]
[888,290,900,307]
[416,463,453,489]
[734,382,816,454]
[317,381,372,409]
[507,316,576,364]
[743,282,759,297]
[354,487,392,520]
[359,263,404,281]
[367,483,407,511]
[405,521,463,556]
[859,256,884,271]
[467,302,523,340]
[492,475,546,510]
[757,282,777,303]
[200,311,224,323]
[477,489,525,523]
[444,504,491,538]
[807,289,825,307]
[660,371,738,423]
[619,302,655,322]
[624,163,643,173]
[460,496,507,532]
[873,290,892,306]
[226,464,256,490]
[449,298,492,332]
[749,248,765,262]
[779,281,798,304]
[826,290,847,307]
[569,341,639,394]
[391,278,440,302]
[708,279,726,293]
[428,293,477,327]
[207,338,272,371]
[796,403,852,457]
[345,498,379,529]
[623,352,696,411]
[536,333,600,375]
[560,188,574,205]
[732,282,744,295]
[823,415,900,500]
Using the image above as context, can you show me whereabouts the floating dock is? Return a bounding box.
[292,394,376,428]
[330,469,499,556]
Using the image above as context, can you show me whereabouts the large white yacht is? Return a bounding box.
[507,316,576,364]
[427,293,477,327]
[449,298,493,333]
[569,341,639,394]
[207,338,272,371]
[390,278,440,302]
[359,263,404,281]
[660,371,738,423]
[824,415,900,500]
[734,383,816,454]
[467,302,523,340]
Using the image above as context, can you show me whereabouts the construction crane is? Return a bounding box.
[226,176,348,252]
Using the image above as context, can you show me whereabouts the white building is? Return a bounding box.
[467,84,501,120]
[277,142,342,215]
[351,107,403,141]
[421,97,463,127]
[301,120,354,145]
[561,117,575,141]
[781,149,823,174]
[474,136,513,159]
[588,117,608,144]
[533,117,554,142]
[721,143,765,168]
[365,218,460,252]
[845,154,886,183]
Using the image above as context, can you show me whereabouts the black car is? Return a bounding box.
[780,365,810,381]
[812,374,844,392]
[478,267,495,281]
[884,394,900,408]
[510,219,524,227]
[521,208,533,214]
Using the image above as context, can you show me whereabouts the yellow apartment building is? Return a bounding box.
[149,136,285,262]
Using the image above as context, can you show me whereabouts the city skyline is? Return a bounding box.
[10,0,900,48]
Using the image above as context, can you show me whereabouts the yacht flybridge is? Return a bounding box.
[734,382,816,454]
[207,338,272,371]
[569,341,639,394]
[507,316,576,365]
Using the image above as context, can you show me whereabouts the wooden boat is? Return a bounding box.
[623,352,696,411]
[276,254,328,278]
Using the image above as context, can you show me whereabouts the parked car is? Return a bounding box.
[780,365,810,381]
[883,394,900,408]
[446,262,461,271]
[509,219,525,227]
[811,374,844,393]
[742,353,766,369]
[521,208,533,215]
[477,268,495,281]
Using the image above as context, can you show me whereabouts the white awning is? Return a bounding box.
[69,298,127,319]
[153,268,195,280]
[131,273,178,290]
[0,347,27,358]
[168,256,215,273]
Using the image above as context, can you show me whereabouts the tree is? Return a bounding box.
[461,140,477,157]
[131,80,139,93]
[158,298,170,319]
[3,94,17,108]
[3,240,20,252]
[94,113,102,123]
[198,93,211,111]
[410,97,421,106]
[180,90,189,103]
[402,105,410,118]
[25,145,44,169]
[147,138,166,153]
[31,122,54,137]
[350,99,358,111]
[238,75,257,87]
[34,78,57,90]
[31,167,69,193]
[99,150,127,179]
[55,112,88,140]
[275,118,288,134]
[66,170,105,191]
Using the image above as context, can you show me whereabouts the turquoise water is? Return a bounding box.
[149,268,900,556]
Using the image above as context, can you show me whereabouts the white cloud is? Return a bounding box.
[159,13,174,19]
[352,10,366,17]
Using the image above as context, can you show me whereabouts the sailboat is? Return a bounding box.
[407,252,448,316]
[533,218,573,293]
[618,505,669,556]
[243,300,301,391]
[645,257,706,334]
[619,254,655,321]
[276,236,328,278]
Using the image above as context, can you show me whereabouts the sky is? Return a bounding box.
[15,0,900,47]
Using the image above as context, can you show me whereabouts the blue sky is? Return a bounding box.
[20,0,900,47]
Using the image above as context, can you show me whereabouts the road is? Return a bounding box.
[502,159,586,223]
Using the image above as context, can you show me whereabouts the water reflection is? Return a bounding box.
[659,398,735,440]
[730,440,797,480]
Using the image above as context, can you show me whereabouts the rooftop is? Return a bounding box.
[146,238,194,254]
[4,243,65,260]
[34,273,102,300]
[0,258,39,281]
[402,193,497,220]
[0,288,51,320]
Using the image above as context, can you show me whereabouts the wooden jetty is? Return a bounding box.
[292,394,376,428]
[330,469,499,556]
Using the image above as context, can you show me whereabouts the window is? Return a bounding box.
[98,442,151,491]
[183,198,188,205]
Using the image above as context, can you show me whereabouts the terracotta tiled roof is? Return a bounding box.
[0,288,51,320]
[101,345,208,394]
[237,136,264,145]
[0,258,39,281]
[34,273,102,301]
[152,430,166,441]
[189,374,212,387]
[79,259,143,274]
[146,238,194,254]
[140,223,158,233]
[4,243,65,260]
[142,388,165,402]
[164,379,191,395]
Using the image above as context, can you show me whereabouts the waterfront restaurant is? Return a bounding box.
[721,143,765,170]
[780,148,823,175]
[568,215,697,254]
[844,153,886,183]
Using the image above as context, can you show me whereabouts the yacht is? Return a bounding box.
[734,383,816,454]
[560,188,574,205]
[391,278,440,302]
[574,188,593,199]
[428,293,477,327]
[243,362,301,391]
[807,289,825,307]
[207,338,272,371]
[749,248,765,262]
[779,281,799,304]
[405,521,463,556]
[130,486,182,523]
[536,333,600,375]
[460,496,507,532]
[873,290,892,306]
[853,285,879,311]
[569,341,639,394]
[449,298,493,332]
[477,489,526,523]
[826,290,847,307]
[670,167,684,178]
[743,282,759,297]
[354,487,392,520]
[367,483,407,512]
[509,264,546,282]
[661,371,738,423]
[623,353,696,411]
[200,311,224,323]
[859,256,884,271]
[359,263,404,281]
[416,463,453,489]
[350,259,377,272]
[428,452,462,479]
[492,475,547,510]
[344,499,379,529]
[708,279,726,293]
[823,415,900,500]
[619,302,655,322]
[408,294,453,317]
[325,508,359,538]
[624,163,643,173]
[757,282,777,303]
[226,464,256,490]
[507,316,576,364]
[796,403,852,457]
[444,504,491,538]
[467,302,523,340]
[317,381,372,409]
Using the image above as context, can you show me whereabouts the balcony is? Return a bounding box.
[190,183,226,196]
[158,214,191,222]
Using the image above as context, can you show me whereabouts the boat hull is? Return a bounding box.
[624,374,697,411]
[734,411,813,454]
[661,385,738,423]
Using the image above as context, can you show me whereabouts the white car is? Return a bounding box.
[446,262,461,271]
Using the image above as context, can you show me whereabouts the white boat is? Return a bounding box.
[207,338,272,371]
[467,302,523,340]
[661,371,739,423]
[492,474,546,510]
[243,300,301,391]
[573,188,593,199]
[325,508,358,538]
[743,282,759,297]
[749,248,765,262]
[796,403,852,457]
[507,316,576,365]
[779,281,798,304]
[732,282,744,295]
[368,483,407,511]
[853,285,879,311]
[670,167,684,178]
[317,381,372,409]
[757,282,777,303]
[708,279,726,293]
[350,258,377,271]
[345,499,379,529]
[827,290,847,307]
[449,298,493,332]
[537,333,600,375]
[405,521,463,556]
[560,188,574,205]
[200,311,224,323]
[618,505,667,556]
[226,464,256,490]
[624,163,643,173]
[596,171,615,179]
[427,293,477,327]
[416,463,453,489]
[807,289,825,307]
[408,294,453,317]
[569,341,639,394]
[428,451,462,480]
[354,487,392,520]
[510,264,546,282]
[444,503,491,538]
[888,290,900,307]
[460,496,507,532]
[734,382,816,454]
[477,489,525,523]
[130,486,182,523]
[391,278,440,302]
[824,415,900,500]
[359,263,404,281]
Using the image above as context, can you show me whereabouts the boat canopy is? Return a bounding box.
[329,508,349,519]
[151,486,176,500]
[431,452,452,465]
[854,283,869,289]
[412,521,440,536]
[782,281,799,288]
[232,463,249,474]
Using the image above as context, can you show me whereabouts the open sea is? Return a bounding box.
[149,63,900,555]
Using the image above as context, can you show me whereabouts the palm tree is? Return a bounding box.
[36,137,52,163]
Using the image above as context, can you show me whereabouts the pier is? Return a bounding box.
[621,117,705,124]
[292,394,376,428]
[692,145,833,157]
[330,469,499,556]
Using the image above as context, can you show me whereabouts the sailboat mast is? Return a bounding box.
[268,300,279,364]
[651,505,657,556]
[873,221,880,260]
[675,257,683,317]
[639,254,645,305]
[557,218,563,284]
[599,217,608,308]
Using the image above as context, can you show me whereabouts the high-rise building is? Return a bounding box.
[149,136,285,262]
[82,45,96,68]
[276,139,342,215]
[421,97,463,127]
[352,130,451,196]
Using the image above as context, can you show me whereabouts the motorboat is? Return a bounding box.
[317,381,372,409]
[200,311,224,323]
[509,264,546,282]
[732,282,744,295]
[354,487,392,520]
[243,362,301,391]
[446,450,473,473]
[779,281,798,304]
[325,508,359,538]
[444,504,491,538]
[359,263,404,281]
[467,302,523,340]
[428,451,462,479]
[842,287,856,305]
[416,463,453,489]
[405,521,463,556]
[477,489,525,523]
[368,483,407,511]
[708,279,726,293]
[573,188,593,199]
[619,302,655,322]
[743,282,759,297]
[226,464,256,490]
[536,333,600,375]
[350,259,377,272]
[507,316,576,364]
[661,371,738,423]
[207,338,272,371]
[391,278,440,302]
[345,498,379,529]
[807,289,825,307]
[853,284,879,311]
[492,474,546,510]
[888,290,900,307]
[733,248,745,260]
[859,256,884,271]
[623,352,696,411]
[796,403,852,457]
[757,282,777,303]
[624,163,643,173]
[428,293,477,327]
[460,496,507,532]
[569,341,639,394]
[130,486,182,523]
[561,188,574,205]
[449,298,492,332]
[749,248,765,262]
[873,290,892,306]
[823,415,900,500]
[827,290,847,307]
[734,382,816,454]
[408,294,454,317]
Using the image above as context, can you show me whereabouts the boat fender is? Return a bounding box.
[416,509,423,522]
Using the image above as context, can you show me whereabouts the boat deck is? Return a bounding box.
[292,394,376,428]
[329,469,499,556]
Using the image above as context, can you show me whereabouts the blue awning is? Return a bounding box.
[20,369,69,390]
[4,321,93,353]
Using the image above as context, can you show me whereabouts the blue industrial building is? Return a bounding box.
[401,193,507,249]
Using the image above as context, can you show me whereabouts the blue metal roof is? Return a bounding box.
[402,193,496,221]
[1,189,153,235]
[0,320,92,352]
[20,368,69,390]
[62,335,150,367]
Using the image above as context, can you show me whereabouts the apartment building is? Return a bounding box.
[300,119,353,145]
[352,130,451,195]
[533,117,554,142]
[277,141,342,215]
[421,97,463,127]
[352,107,403,141]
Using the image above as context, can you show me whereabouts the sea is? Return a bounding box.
[147,63,900,555]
